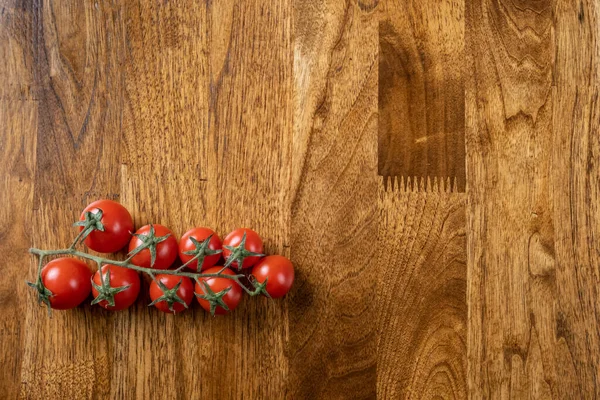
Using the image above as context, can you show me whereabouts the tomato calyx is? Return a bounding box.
[148,278,188,313]
[73,209,105,247]
[195,280,232,316]
[127,225,171,268]
[26,278,53,314]
[248,275,271,298]
[223,232,264,271]
[91,268,132,308]
[177,235,222,272]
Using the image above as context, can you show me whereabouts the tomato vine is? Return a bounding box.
[27,203,273,316]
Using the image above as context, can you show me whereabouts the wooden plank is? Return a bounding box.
[19,1,124,398]
[377,0,467,396]
[289,0,378,398]
[117,2,210,397]
[120,0,291,399]
[466,0,600,397]
[466,0,554,396]
[378,0,465,191]
[203,1,291,398]
[0,3,37,398]
[377,177,467,398]
[550,86,600,398]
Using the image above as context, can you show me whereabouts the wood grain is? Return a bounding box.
[289,0,379,398]
[2,0,600,398]
[554,0,600,86]
[377,177,467,399]
[378,0,465,191]
[466,0,600,397]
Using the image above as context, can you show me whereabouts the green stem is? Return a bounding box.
[230,275,256,295]
[175,254,199,272]
[28,247,251,284]
[68,228,87,250]
[190,271,259,296]
[216,265,229,274]
[35,255,45,283]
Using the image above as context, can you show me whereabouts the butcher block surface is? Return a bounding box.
[1,0,599,399]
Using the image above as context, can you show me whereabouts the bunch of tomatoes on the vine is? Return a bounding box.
[28,200,294,316]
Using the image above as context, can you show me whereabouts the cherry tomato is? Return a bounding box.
[149,274,194,314]
[41,258,92,310]
[222,228,264,269]
[178,227,222,271]
[92,264,141,311]
[195,267,243,315]
[79,200,134,253]
[128,224,178,269]
[251,255,294,298]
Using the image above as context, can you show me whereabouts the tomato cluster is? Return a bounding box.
[33,200,294,315]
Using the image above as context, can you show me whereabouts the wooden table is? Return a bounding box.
[1,0,598,398]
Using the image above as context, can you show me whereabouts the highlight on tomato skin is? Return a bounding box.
[178,227,223,271]
[195,267,243,315]
[41,258,92,310]
[128,224,179,270]
[79,200,134,253]
[92,264,141,311]
[251,255,294,299]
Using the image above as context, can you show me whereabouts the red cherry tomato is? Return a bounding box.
[41,258,92,310]
[195,267,243,315]
[128,224,178,269]
[251,255,294,298]
[222,228,264,269]
[149,274,194,314]
[178,227,222,271]
[79,200,134,253]
[92,264,141,311]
